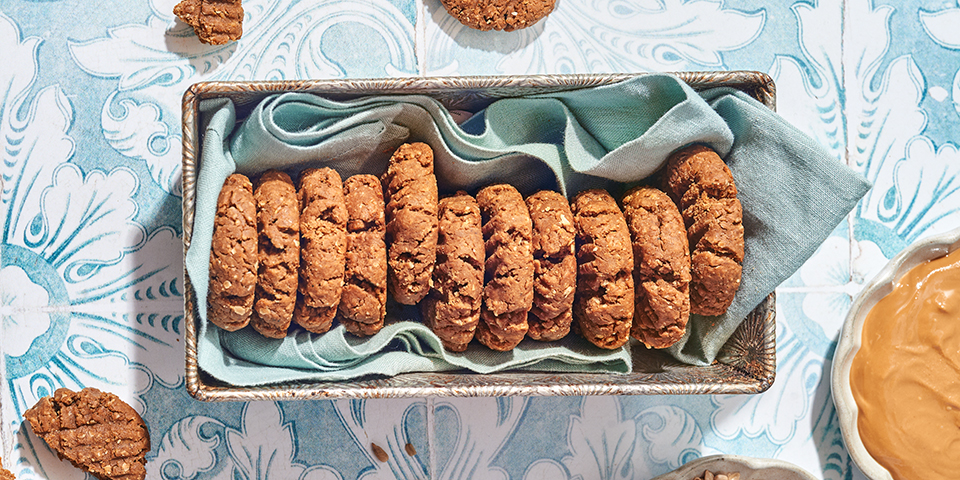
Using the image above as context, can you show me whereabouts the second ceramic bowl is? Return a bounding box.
[831,225,960,480]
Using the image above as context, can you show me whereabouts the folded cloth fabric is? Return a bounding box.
[184,73,870,385]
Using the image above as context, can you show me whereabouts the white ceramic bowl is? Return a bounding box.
[831,226,960,480]
[650,454,818,480]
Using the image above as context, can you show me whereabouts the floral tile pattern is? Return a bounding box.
[2,0,959,479]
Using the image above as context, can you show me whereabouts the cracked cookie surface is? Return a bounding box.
[382,143,439,305]
[174,0,243,45]
[660,145,744,316]
[422,192,484,351]
[23,388,149,480]
[621,186,691,349]
[476,184,533,351]
[572,189,634,349]
[208,173,257,332]
[439,0,556,31]
[294,168,347,334]
[339,174,388,336]
[525,190,576,341]
[253,170,299,338]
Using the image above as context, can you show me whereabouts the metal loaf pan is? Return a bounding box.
[182,71,777,401]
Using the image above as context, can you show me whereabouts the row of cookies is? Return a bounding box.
[206,141,743,351]
[206,167,388,339]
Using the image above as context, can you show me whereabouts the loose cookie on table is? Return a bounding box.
[253,170,300,338]
[660,144,744,317]
[572,189,634,349]
[476,184,534,351]
[621,186,691,349]
[439,0,556,31]
[422,192,485,352]
[0,458,14,480]
[174,0,243,45]
[294,168,347,334]
[382,143,439,305]
[208,173,257,332]
[23,388,149,480]
[339,175,388,336]
[525,190,576,341]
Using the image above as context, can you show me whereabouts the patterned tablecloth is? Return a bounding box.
[2,0,959,479]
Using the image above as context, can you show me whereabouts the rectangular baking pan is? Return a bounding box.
[182,71,777,400]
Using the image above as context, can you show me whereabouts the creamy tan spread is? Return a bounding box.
[850,246,960,480]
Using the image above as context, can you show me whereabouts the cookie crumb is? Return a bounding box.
[371,443,389,462]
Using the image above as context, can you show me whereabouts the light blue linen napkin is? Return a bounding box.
[184,73,870,386]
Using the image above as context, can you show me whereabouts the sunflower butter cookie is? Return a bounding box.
[476,184,534,351]
[422,192,485,351]
[621,186,691,348]
[293,168,347,334]
[439,0,556,31]
[339,175,388,336]
[572,189,634,349]
[23,388,149,480]
[174,0,243,45]
[525,190,576,341]
[252,170,299,338]
[382,143,439,305]
[208,173,257,332]
[660,144,744,317]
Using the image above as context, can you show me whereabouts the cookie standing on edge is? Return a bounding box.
[439,0,556,31]
[660,145,744,317]
[252,170,300,338]
[339,175,388,336]
[525,190,576,341]
[382,143,439,305]
[621,186,692,348]
[476,184,534,351]
[571,189,634,349]
[23,388,150,480]
[422,192,485,352]
[208,173,257,332]
[293,168,347,334]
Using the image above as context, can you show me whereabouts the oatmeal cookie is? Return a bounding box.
[439,0,556,31]
[621,186,691,348]
[174,0,243,45]
[382,143,439,305]
[208,173,257,332]
[571,189,634,349]
[660,144,744,316]
[525,190,576,341]
[339,174,388,336]
[0,458,14,480]
[293,168,347,334]
[23,388,149,480]
[422,192,484,351]
[252,170,299,338]
[475,184,534,351]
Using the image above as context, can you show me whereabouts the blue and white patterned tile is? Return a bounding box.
[2,0,422,476]
[844,0,960,264]
[429,396,528,479]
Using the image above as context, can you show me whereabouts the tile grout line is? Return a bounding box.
[841,0,857,286]
[416,0,427,77]
[426,396,436,479]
